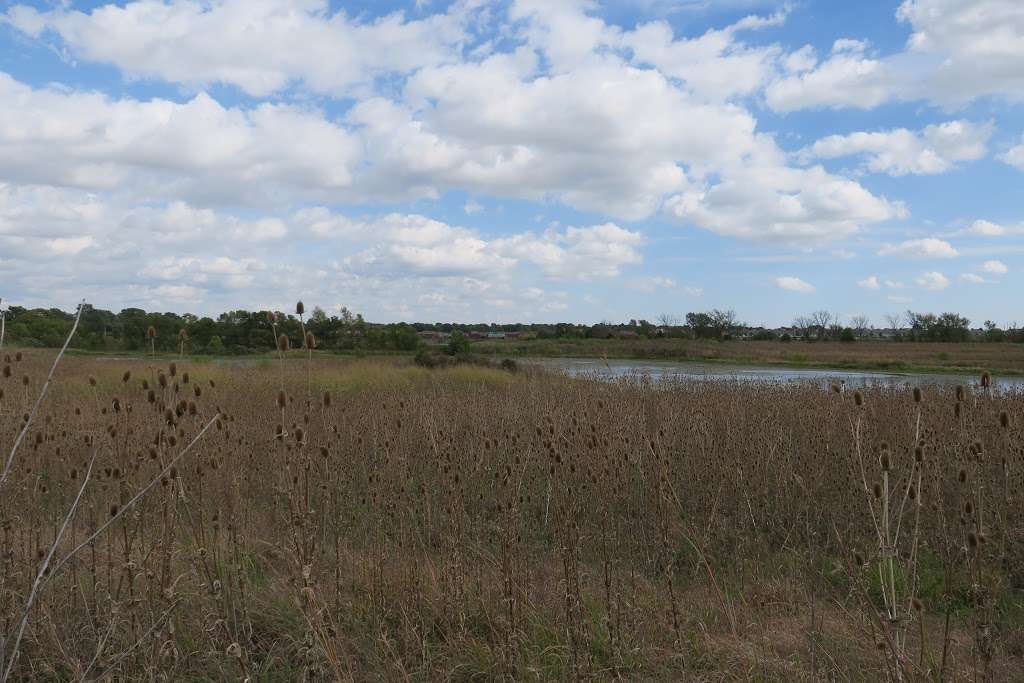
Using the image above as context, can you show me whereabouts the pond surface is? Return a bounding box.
[532,357,1024,391]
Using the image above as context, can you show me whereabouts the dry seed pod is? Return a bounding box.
[912,387,922,403]
[277,334,290,352]
[853,390,864,407]
[305,331,316,349]
[147,326,156,340]
[296,301,305,316]
[981,372,991,388]
[956,385,966,402]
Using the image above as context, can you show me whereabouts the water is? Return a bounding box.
[532,357,1024,391]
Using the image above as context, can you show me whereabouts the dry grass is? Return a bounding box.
[1,348,1022,681]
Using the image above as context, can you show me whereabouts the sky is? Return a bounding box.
[0,0,1023,327]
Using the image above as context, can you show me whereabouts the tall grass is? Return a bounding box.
[0,332,1021,679]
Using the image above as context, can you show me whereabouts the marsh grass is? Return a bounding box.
[0,331,1022,680]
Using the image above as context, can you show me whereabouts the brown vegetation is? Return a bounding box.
[1,342,1022,680]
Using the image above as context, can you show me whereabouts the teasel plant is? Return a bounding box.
[840,386,929,681]
[0,297,6,351]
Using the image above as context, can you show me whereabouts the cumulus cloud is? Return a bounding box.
[775,276,815,292]
[804,120,992,176]
[0,74,361,206]
[1001,136,1024,170]
[857,275,881,290]
[915,271,950,290]
[767,0,1024,111]
[4,0,472,97]
[877,238,959,258]
[982,259,1009,275]
[665,161,904,243]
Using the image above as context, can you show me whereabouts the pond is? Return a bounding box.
[531,357,1024,391]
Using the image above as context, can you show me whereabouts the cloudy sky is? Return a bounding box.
[1,0,1022,325]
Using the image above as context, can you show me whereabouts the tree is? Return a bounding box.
[685,312,715,339]
[884,313,905,331]
[446,331,471,355]
[850,314,871,335]
[657,313,681,327]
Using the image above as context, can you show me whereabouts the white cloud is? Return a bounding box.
[857,275,881,290]
[878,238,959,258]
[463,199,483,214]
[959,273,985,284]
[665,162,904,243]
[46,235,95,255]
[915,271,950,290]
[626,276,677,292]
[766,0,1024,111]
[968,219,1008,236]
[804,120,992,176]
[981,259,1009,276]
[1001,136,1024,170]
[4,1,471,97]
[775,276,815,293]
[0,74,361,206]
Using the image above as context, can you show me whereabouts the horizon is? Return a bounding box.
[2,1,1023,326]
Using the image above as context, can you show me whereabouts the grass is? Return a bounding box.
[472,337,1024,376]
[1,346,1022,680]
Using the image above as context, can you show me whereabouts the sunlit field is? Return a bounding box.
[1,345,1022,681]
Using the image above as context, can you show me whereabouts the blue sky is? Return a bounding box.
[1,0,1022,327]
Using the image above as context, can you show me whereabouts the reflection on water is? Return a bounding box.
[533,357,1024,391]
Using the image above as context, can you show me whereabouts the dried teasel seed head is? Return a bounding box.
[322,391,331,407]
[956,385,966,402]
[1000,411,1010,429]
[277,391,287,409]
[122,370,131,383]
[912,598,923,612]
[296,301,305,316]
[305,331,316,349]
[147,326,156,340]
[980,372,991,388]
[958,468,967,484]
[277,334,290,352]
[267,311,277,323]
[879,451,891,472]
[88,376,97,387]
[178,328,188,341]
[853,390,864,407]
[169,362,177,377]
[873,482,882,499]
[830,383,841,394]
[967,531,979,549]
[913,387,922,403]
[914,446,924,463]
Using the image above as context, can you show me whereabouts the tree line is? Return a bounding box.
[0,302,1019,354]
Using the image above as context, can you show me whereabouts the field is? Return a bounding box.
[472,338,1024,376]
[1,347,1023,681]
